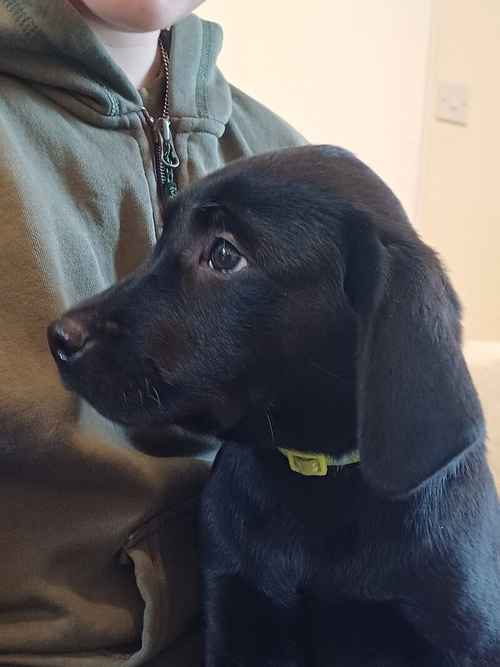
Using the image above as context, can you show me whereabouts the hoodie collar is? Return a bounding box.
[0,0,231,133]
[169,14,231,138]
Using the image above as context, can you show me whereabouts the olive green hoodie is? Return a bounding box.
[0,1,305,665]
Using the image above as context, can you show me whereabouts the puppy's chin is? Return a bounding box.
[128,423,221,457]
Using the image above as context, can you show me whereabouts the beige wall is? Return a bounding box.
[197,0,432,221]
[197,1,500,340]
[418,0,500,341]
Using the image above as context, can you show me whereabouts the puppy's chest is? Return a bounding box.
[203,447,400,599]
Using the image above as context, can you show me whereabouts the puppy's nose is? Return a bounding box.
[48,317,91,362]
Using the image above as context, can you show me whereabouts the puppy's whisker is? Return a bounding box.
[149,382,164,409]
[266,411,276,448]
[141,377,164,412]
[137,388,144,408]
[310,361,342,381]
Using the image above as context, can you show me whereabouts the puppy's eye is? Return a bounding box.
[208,238,247,274]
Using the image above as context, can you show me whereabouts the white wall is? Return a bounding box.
[197,0,433,222]
[418,0,500,341]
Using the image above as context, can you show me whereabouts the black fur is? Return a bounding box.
[48,146,500,665]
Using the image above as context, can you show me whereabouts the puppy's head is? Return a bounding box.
[48,145,484,497]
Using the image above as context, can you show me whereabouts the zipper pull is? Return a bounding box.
[157,118,180,168]
[154,117,179,199]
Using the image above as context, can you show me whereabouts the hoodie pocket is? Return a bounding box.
[120,496,202,667]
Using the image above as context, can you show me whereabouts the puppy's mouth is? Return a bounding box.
[59,360,244,440]
[50,338,188,432]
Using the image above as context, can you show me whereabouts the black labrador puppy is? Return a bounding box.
[48,146,500,666]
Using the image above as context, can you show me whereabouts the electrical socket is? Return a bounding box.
[436,82,469,126]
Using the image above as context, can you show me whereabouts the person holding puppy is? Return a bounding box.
[0,1,304,665]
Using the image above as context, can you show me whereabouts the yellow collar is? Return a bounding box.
[278,448,360,477]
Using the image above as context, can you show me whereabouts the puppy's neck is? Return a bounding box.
[224,311,359,457]
[225,381,358,458]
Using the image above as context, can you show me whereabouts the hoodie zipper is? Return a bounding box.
[143,33,179,202]
[144,111,180,200]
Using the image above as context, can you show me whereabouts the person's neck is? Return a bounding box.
[76,8,162,89]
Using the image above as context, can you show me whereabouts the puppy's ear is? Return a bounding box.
[344,214,485,498]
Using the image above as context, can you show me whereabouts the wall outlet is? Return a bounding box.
[436,82,469,126]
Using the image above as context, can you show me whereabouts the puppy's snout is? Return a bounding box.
[48,316,92,363]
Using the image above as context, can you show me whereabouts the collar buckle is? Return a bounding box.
[281,450,329,477]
